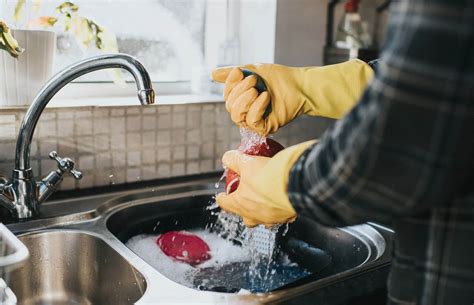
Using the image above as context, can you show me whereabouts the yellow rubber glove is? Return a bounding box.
[216,140,317,227]
[212,59,373,135]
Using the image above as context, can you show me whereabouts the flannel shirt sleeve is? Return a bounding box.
[288,0,474,227]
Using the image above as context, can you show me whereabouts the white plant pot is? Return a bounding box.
[0,29,56,107]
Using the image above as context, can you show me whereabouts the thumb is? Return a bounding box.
[216,191,240,215]
[222,150,245,175]
[211,66,237,83]
[242,217,259,228]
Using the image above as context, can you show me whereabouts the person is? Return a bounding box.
[211,0,474,304]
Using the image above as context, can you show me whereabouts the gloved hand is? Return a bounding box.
[216,140,316,227]
[212,59,373,135]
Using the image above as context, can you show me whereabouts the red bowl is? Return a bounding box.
[225,138,284,194]
[156,231,211,266]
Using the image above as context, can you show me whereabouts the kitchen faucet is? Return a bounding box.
[0,54,155,220]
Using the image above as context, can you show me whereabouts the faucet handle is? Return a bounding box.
[49,151,83,180]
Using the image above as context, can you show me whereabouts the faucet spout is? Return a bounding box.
[15,53,155,171]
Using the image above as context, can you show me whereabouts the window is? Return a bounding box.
[1,0,276,96]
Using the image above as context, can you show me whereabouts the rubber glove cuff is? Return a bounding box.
[255,140,317,215]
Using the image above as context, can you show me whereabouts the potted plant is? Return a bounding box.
[0,1,119,107]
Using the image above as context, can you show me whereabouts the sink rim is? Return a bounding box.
[10,228,148,305]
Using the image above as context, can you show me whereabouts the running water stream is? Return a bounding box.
[209,128,299,291]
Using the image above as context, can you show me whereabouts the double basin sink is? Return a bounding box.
[6,176,393,304]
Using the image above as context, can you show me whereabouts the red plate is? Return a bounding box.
[225,138,284,194]
[156,231,211,266]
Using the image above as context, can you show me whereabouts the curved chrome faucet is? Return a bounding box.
[0,54,155,219]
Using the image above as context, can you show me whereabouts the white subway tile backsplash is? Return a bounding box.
[201,126,216,142]
[0,114,16,123]
[142,116,157,131]
[172,145,186,161]
[39,120,56,138]
[126,167,141,182]
[93,117,110,134]
[40,158,56,176]
[93,108,109,118]
[94,135,109,152]
[143,107,157,114]
[172,112,186,128]
[157,114,171,129]
[157,147,171,162]
[157,106,171,114]
[187,161,200,175]
[126,132,141,148]
[186,145,200,160]
[126,107,140,115]
[141,150,156,165]
[110,170,125,184]
[141,166,157,180]
[110,133,126,150]
[75,110,92,119]
[126,116,141,131]
[186,111,201,129]
[112,152,126,168]
[96,152,112,169]
[186,129,200,144]
[39,140,57,156]
[171,129,186,145]
[201,142,214,159]
[110,117,125,133]
[142,131,156,147]
[171,162,185,176]
[200,159,214,172]
[0,103,329,191]
[157,163,171,178]
[0,124,15,139]
[75,119,92,136]
[78,172,94,188]
[76,136,93,152]
[157,130,171,146]
[78,155,94,171]
[127,150,141,167]
[57,120,74,137]
[57,110,74,119]
[59,176,76,190]
[111,108,125,116]
[40,112,56,121]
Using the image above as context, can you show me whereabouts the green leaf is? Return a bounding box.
[14,0,26,23]
[33,0,43,13]
[0,21,25,58]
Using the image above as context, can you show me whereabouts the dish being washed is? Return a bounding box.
[126,228,317,293]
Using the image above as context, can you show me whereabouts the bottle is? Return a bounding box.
[335,0,372,59]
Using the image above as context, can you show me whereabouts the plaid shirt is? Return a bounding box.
[288,0,474,304]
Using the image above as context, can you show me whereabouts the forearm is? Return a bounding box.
[300,59,374,119]
[288,0,474,227]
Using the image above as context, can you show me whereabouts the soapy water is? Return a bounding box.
[126,229,310,293]
[237,127,266,152]
[126,230,248,288]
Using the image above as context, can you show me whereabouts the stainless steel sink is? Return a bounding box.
[9,231,146,305]
[5,177,394,304]
[107,195,387,292]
